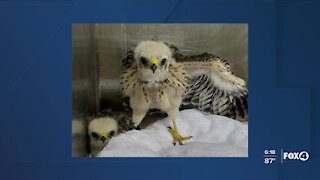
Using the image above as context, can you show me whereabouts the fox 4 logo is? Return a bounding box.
[283,151,310,162]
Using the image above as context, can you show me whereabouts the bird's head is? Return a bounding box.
[88,117,118,144]
[134,41,174,81]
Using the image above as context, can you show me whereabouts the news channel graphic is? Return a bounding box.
[264,149,310,164]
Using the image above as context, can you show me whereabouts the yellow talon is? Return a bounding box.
[168,119,192,145]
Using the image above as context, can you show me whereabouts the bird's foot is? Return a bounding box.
[167,126,192,146]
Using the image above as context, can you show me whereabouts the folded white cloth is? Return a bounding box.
[98,109,248,157]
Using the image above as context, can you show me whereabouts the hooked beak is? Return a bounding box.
[100,136,106,143]
[151,64,157,73]
[150,58,159,74]
[100,132,107,143]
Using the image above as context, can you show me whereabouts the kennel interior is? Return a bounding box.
[72,24,248,157]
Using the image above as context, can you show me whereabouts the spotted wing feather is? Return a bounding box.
[178,53,248,121]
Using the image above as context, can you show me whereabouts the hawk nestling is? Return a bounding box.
[121,41,248,145]
[88,109,135,156]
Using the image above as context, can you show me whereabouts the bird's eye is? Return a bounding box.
[109,130,115,137]
[140,57,147,65]
[161,58,167,66]
[91,132,98,138]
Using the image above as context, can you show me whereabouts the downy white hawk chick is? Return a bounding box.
[121,40,248,145]
[88,110,134,156]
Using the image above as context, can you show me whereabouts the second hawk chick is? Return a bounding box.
[88,110,134,156]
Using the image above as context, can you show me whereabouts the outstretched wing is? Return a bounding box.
[177,53,248,121]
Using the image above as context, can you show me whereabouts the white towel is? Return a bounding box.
[98,109,248,157]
